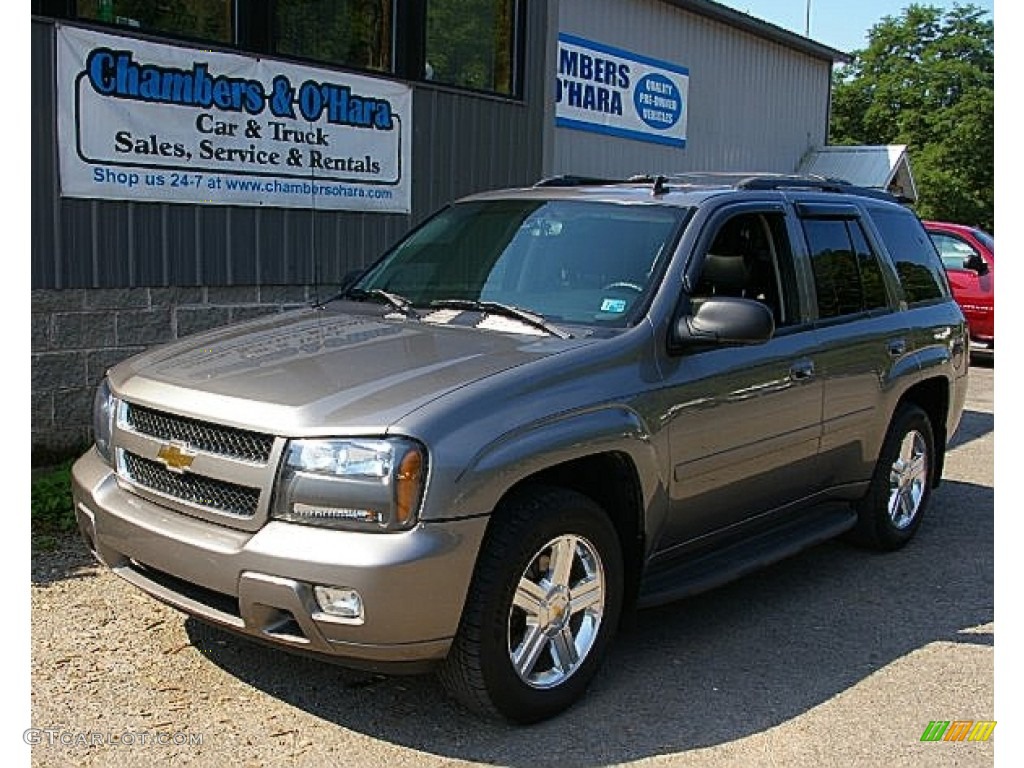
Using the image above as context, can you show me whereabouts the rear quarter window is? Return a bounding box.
[867,207,950,305]
[802,218,890,319]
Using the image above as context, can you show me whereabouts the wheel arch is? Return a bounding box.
[895,376,949,486]
[500,452,647,611]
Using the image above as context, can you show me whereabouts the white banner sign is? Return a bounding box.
[556,33,689,148]
[57,25,412,212]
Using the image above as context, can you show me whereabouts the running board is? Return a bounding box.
[637,505,858,609]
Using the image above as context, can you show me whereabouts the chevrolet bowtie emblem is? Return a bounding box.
[156,443,197,473]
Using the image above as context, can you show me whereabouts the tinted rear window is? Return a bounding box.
[868,207,949,304]
[803,218,890,319]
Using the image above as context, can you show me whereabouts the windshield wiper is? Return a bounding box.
[429,299,572,339]
[344,288,421,320]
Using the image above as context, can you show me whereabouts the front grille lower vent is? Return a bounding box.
[124,403,274,464]
[127,559,241,619]
[123,452,260,518]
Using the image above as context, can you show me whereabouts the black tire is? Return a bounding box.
[850,404,935,551]
[438,485,624,724]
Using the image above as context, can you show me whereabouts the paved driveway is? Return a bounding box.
[30,364,995,767]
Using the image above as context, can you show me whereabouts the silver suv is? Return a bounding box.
[72,174,969,723]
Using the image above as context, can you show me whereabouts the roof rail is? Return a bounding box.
[737,175,868,193]
[667,172,908,203]
[534,174,672,196]
[533,175,623,188]
[532,172,909,203]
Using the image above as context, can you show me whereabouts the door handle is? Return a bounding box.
[887,338,907,357]
[789,360,815,380]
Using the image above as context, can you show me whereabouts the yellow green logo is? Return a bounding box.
[920,721,996,742]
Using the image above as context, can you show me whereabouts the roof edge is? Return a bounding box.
[661,0,853,64]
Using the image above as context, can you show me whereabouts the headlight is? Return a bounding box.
[92,378,118,464]
[273,438,427,531]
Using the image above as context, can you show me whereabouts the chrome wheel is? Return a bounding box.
[439,487,623,722]
[887,429,929,529]
[507,534,605,690]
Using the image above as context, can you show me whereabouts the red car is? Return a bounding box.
[924,221,994,354]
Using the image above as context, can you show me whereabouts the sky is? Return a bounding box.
[714,0,996,54]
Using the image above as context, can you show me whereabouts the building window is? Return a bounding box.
[275,0,393,73]
[425,0,516,95]
[57,1,525,97]
[76,0,234,44]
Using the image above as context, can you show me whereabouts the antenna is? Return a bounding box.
[309,14,322,313]
[309,129,321,311]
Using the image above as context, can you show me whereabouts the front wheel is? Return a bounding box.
[438,486,623,723]
[851,404,935,550]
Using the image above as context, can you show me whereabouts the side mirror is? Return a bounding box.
[670,296,775,352]
[964,254,989,276]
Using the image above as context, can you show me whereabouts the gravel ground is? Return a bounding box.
[29,364,996,767]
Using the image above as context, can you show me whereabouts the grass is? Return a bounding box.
[31,459,77,551]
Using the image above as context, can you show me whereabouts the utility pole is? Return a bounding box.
[805,0,811,36]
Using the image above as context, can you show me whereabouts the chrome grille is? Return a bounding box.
[124,403,273,463]
[123,452,260,518]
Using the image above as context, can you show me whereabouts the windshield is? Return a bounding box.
[352,199,685,327]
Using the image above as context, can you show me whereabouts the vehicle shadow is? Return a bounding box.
[30,536,103,586]
[186,478,992,764]
[970,353,993,369]
[948,408,993,450]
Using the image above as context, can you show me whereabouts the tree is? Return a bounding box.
[830,4,993,231]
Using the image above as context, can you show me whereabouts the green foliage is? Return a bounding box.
[32,461,77,547]
[830,4,993,231]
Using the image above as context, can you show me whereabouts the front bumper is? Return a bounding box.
[71,448,488,672]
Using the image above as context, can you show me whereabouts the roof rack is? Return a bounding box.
[533,172,908,203]
[534,174,672,195]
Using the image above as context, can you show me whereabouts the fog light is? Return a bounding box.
[313,586,364,623]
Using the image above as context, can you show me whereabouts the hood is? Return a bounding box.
[109,305,592,435]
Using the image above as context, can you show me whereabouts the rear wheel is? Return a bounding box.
[438,486,623,723]
[851,404,935,550]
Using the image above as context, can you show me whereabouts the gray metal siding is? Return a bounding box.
[551,0,832,178]
[32,9,546,290]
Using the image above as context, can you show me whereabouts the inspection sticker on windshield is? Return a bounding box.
[600,298,628,313]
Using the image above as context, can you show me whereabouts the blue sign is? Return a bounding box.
[555,33,689,148]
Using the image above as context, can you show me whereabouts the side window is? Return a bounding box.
[929,232,979,271]
[692,212,799,327]
[848,221,889,310]
[802,218,890,319]
[868,207,949,304]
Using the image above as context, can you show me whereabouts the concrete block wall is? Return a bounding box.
[31,285,313,459]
